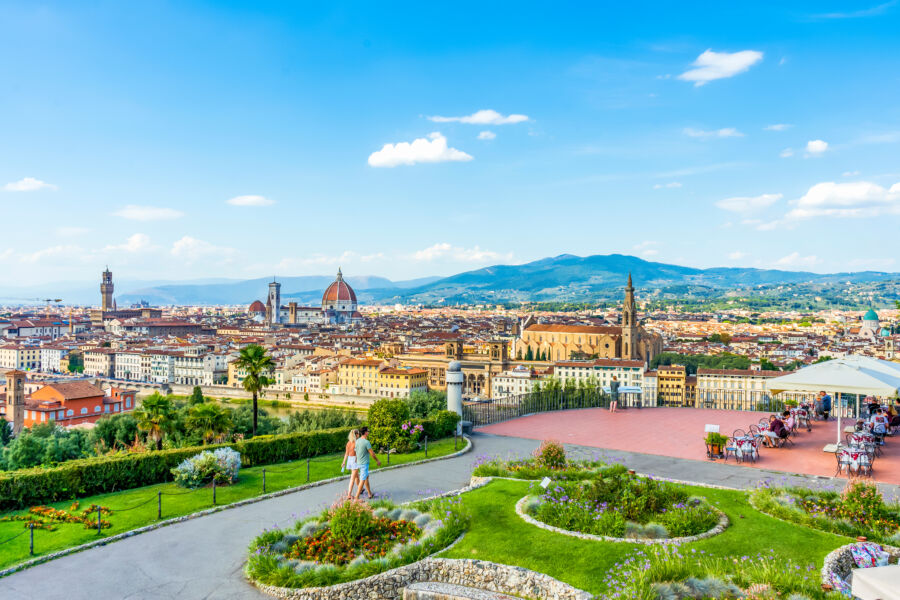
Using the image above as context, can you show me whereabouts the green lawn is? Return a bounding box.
[441,479,848,596]
[0,438,460,572]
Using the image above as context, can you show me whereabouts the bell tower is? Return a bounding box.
[100,267,114,312]
[6,370,26,435]
[267,278,281,325]
[622,273,638,360]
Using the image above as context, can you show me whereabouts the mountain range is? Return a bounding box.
[3,254,898,307]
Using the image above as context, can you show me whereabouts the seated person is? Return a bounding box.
[869,408,889,436]
[782,410,796,433]
[762,414,787,447]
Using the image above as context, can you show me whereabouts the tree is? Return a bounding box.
[232,344,274,437]
[189,386,206,405]
[133,393,175,451]
[524,347,534,361]
[404,390,447,418]
[186,403,232,444]
[759,358,777,371]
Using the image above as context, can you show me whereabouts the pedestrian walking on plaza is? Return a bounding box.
[819,391,832,421]
[609,376,620,413]
[353,427,382,500]
[340,428,360,498]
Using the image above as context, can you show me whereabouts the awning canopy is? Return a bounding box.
[766,356,900,397]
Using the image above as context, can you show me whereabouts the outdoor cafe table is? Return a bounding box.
[851,564,900,600]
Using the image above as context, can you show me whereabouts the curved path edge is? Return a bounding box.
[0,436,472,579]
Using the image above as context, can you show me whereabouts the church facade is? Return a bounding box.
[514,275,662,364]
[248,269,363,326]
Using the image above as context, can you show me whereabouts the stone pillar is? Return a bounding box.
[446,360,463,432]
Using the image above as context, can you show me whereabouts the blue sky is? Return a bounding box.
[1,1,899,285]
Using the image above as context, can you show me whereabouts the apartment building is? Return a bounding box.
[696,368,815,410]
[83,348,115,377]
[376,367,428,399]
[0,344,41,370]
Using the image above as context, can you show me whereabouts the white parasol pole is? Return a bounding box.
[836,391,841,446]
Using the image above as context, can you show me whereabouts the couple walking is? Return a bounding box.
[340,427,382,499]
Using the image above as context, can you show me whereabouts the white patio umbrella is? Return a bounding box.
[766,356,900,446]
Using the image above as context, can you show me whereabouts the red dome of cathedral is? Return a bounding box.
[248,300,266,313]
[322,268,357,304]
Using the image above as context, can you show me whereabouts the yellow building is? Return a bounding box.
[227,362,276,388]
[656,365,696,406]
[336,359,383,396]
[0,345,41,370]
[377,367,428,399]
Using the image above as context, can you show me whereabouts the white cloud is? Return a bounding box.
[0,248,13,261]
[20,245,81,263]
[103,233,154,253]
[114,205,184,221]
[653,181,682,189]
[813,1,897,19]
[764,123,792,131]
[780,148,794,158]
[56,226,90,236]
[3,177,57,192]
[677,49,763,86]
[411,243,512,263]
[227,195,274,207]
[170,236,234,262]
[728,251,748,260]
[633,241,660,257]
[368,132,473,168]
[427,109,528,125]
[477,131,496,140]
[774,252,820,269]
[842,170,860,177]
[683,127,743,138]
[715,193,782,213]
[805,139,829,155]
[785,181,900,220]
[276,251,385,270]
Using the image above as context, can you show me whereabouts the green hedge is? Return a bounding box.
[0,426,353,511]
[0,416,460,511]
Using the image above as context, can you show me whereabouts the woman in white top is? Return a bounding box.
[341,429,361,497]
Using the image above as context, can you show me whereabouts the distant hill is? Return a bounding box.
[375,254,900,305]
[117,275,441,306]
[11,254,899,307]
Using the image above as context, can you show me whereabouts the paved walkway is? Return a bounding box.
[479,407,900,484]
[2,433,897,599]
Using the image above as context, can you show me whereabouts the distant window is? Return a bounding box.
[66,409,74,417]
[80,408,88,415]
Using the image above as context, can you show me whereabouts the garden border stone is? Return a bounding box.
[513,495,729,545]
[0,435,472,579]
[253,557,593,600]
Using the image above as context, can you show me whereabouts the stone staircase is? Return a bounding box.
[403,582,523,600]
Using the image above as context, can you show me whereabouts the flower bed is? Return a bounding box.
[522,464,722,541]
[752,481,900,545]
[245,496,468,589]
[604,544,827,600]
[471,444,605,481]
[0,501,113,531]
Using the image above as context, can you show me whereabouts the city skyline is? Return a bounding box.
[2,1,900,285]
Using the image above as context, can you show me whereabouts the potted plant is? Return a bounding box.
[705,432,729,457]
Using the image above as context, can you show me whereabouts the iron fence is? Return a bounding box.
[463,389,612,427]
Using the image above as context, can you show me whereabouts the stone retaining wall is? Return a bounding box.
[820,541,900,585]
[254,558,592,600]
[514,495,729,545]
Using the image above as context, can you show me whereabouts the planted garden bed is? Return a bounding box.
[245,495,468,590]
[751,481,900,545]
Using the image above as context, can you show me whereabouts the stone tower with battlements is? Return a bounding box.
[100,267,114,311]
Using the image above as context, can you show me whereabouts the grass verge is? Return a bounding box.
[440,478,848,596]
[0,438,460,572]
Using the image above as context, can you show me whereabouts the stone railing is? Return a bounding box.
[821,541,900,585]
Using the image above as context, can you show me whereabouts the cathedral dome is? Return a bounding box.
[248,300,266,313]
[322,268,357,304]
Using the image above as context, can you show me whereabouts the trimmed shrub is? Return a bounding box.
[533,439,566,469]
[0,426,352,510]
[172,447,241,488]
[367,399,410,451]
[328,498,376,544]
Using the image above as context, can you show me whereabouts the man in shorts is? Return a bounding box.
[354,427,382,499]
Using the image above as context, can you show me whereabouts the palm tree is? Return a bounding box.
[133,393,174,451]
[232,344,274,436]
[186,403,233,444]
